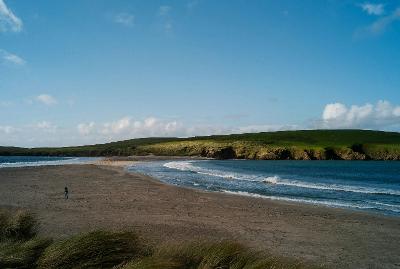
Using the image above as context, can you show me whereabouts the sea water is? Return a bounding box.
[0,156,97,168]
[129,160,400,216]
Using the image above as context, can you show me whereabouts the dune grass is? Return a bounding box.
[0,238,51,269]
[0,210,50,269]
[121,241,320,269]
[0,210,38,241]
[37,230,147,269]
[0,210,323,269]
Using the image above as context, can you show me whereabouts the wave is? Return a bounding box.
[262,176,279,184]
[164,161,400,196]
[221,190,379,211]
[368,201,400,212]
[0,157,93,168]
[262,176,400,196]
[164,161,245,180]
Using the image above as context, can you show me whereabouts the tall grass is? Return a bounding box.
[0,238,51,269]
[0,210,50,269]
[0,210,38,241]
[121,241,321,269]
[37,230,147,269]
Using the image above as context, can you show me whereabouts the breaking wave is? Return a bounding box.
[164,161,400,196]
[221,190,377,210]
[0,157,96,168]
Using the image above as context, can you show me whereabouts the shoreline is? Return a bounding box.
[5,156,399,219]
[112,157,400,218]
[0,163,399,268]
[2,156,400,219]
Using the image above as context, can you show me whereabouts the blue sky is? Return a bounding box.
[1,0,400,147]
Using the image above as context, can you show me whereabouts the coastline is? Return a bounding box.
[0,162,399,268]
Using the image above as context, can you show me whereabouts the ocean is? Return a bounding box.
[0,156,97,168]
[129,160,400,216]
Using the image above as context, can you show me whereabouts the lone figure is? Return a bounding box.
[64,186,69,199]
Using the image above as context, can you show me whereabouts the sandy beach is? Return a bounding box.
[0,162,399,268]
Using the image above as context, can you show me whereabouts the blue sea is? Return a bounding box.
[0,156,97,168]
[129,160,400,216]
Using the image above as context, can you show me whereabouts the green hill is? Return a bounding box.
[1,129,400,160]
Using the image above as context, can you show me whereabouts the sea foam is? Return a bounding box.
[0,157,94,168]
[164,161,400,196]
[221,190,377,210]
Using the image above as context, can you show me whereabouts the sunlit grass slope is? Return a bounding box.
[1,130,400,160]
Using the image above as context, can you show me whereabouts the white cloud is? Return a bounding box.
[0,0,22,32]
[0,49,25,65]
[74,116,299,143]
[319,100,400,129]
[164,22,172,32]
[159,5,171,16]
[187,0,199,10]
[102,117,132,135]
[322,103,349,121]
[35,94,58,106]
[360,3,385,15]
[235,124,298,133]
[0,125,14,134]
[77,122,95,136]
[0,101,12,107]
[113,12,134,27]
[100,116,183,138]
[0,122,70,147]
[368,7,400,34]
[35,121,57,133]
[158,5,173,33]
[3,103,400,148]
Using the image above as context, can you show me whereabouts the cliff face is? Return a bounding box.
[204,146,370,160]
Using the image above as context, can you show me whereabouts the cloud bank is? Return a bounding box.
[0,115,298,147]
[319,100,400,129]
[1,101,400,147]
[77,116,298,142]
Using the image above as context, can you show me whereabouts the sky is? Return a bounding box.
[1,0,400,147]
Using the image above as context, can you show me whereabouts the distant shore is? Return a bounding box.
[0,161,399,268]
[2,130,400,160]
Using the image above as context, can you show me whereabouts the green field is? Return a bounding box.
[1,129,400,160]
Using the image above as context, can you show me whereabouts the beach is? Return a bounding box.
[0,162,399,268]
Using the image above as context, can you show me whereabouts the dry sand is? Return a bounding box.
[0,162,399,268]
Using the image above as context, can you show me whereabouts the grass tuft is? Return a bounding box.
[37,230,146,269]
[0,238,52,269]
[0,210,38,241]
[121,241,321,269]
[0,210,10,240]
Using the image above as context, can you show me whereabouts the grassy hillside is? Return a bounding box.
[1,129,400,160]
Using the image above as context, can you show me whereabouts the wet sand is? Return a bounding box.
[0,163,399,268]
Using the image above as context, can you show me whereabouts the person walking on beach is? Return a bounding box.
[64,186,69,199]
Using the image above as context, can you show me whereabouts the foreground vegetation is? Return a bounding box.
[0,210,322,269]
[1,129,400,160]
